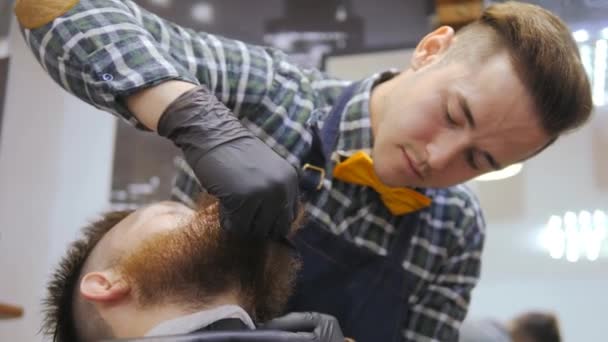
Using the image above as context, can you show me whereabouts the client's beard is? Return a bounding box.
[116,196,302,322]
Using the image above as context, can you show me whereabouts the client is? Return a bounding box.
[42,196,341,341]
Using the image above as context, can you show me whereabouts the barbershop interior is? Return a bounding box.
[0,0,607,341]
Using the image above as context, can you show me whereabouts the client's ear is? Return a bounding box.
[80,270,130,303]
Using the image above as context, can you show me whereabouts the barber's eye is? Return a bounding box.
[445,112,457,126]
[466,150,479,170]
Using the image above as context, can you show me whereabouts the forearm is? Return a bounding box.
[125,80,198,131]
[156,84,299,238]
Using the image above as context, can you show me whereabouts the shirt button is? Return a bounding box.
[101,73,114,81]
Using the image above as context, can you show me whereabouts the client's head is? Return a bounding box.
[42,196,302,342]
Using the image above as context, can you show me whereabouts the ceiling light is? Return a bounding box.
[594,210,606,239]
[542,210,607,262]
[564,211,581,262]
[191,3,214,24]
[541,215,565,259]
[474,163,523,182]
[148,0,172,8]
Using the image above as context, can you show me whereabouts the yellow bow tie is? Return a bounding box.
[333,151,431,215]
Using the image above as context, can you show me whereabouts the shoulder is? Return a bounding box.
[418,184,486,247]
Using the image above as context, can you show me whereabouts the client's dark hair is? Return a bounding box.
[510,311,562,342]
[41,210,133,342]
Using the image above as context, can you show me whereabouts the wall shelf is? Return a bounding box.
[0,303,24,319]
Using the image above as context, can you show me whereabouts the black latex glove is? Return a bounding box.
[261,312,347,342]
[158,85,299,238]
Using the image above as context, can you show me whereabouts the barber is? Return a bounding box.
[15,0,592,341]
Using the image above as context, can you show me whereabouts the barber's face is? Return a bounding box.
[371,27,551,188]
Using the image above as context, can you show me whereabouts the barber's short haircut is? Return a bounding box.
[445,1,592,140]
[42,210,133,342]
[510,311,562,342]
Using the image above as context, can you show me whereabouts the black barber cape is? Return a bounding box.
[103,318,326,342]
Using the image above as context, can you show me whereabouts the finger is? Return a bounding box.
[219,199,256,235]
[251,199,280,238]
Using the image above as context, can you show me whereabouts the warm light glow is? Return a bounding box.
[573,29,590,43]
[474,163,523,182]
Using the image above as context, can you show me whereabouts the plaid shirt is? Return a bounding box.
[20,0,485,340]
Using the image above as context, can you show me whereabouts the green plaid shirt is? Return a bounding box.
[21,0,485,340]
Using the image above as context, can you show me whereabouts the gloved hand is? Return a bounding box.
[158,85,299,238]
[261,312,347,342]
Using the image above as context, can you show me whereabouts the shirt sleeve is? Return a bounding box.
[20,0,330,131]
[180,30,330,123]
[19,0,200,129]
[403,197,486,342]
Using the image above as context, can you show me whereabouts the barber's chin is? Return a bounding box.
[373,162,410,188]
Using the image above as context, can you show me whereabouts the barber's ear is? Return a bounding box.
[410,26,456,70]
[80,270,130,303]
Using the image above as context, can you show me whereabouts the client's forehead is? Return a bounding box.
[101,201,195,256]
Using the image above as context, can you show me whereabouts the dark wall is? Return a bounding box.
[136,0,432,48]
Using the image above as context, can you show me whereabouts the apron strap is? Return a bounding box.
[300,80,421,263]
[300,82,359,193]
[388,213,419,263]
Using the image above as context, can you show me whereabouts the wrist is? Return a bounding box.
[125,80,199,131]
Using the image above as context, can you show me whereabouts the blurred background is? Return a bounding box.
[0,0,607,340]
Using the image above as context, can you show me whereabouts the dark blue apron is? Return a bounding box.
[287,83,420,342]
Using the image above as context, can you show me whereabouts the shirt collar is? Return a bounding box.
[144,304,256,337]
[335,70,398,156]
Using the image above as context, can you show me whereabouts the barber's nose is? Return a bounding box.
[426,134,469,171]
